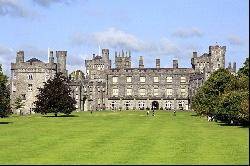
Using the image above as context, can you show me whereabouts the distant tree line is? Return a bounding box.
[192,58,249,126]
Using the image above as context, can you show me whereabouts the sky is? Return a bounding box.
[0,0,249,76]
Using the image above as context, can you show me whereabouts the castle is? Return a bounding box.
[10,45,236,114]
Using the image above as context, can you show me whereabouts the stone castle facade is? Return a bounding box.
[10,45,236,114]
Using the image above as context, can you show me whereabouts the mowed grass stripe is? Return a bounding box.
[0,111,248,165]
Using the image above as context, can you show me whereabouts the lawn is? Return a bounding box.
[0,111,249,165]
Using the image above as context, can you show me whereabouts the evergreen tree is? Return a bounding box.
[0,64,11,118]
[34,73,76,117]
[13,97,25,115]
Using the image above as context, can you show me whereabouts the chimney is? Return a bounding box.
[193,52,197,58]
[173,59,178,69]
[156,59,160,68]
[233,62,236,73]
[49,51,54,64]
[139,56,144,68]
[228,62,232,69]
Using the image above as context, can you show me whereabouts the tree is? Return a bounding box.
[69,70,85,80]
[13,97,25,115]
[0,64,11,118]
[192,68,233,117]
[238,57,249,77]
[216,91,248,125]
[34,73,76,117]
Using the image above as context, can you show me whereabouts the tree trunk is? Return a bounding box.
[55,113,57,117]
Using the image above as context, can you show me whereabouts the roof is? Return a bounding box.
[26,58,42,63]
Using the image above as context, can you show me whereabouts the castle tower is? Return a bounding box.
[156,59,160,68]
[139,56,144,68]
[56,51,67,76]
[49,51,54,64]
[102,49,109,61]
[173,59,178,69]
[209,45,226,72]
[16,51,24,63]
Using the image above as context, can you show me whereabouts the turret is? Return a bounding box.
[209,45,226,71]
[102,49,109,61]
[16,51,24,63]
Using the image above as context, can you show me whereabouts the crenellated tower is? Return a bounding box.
[115,50,131,69]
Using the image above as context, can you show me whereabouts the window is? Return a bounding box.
[28,84,32,92]
[12,83,16,92]
[27,74,33,80]
[127,76,132,83]
[217,58,220,61]
[75,87,78,91]
[181,76,186,83]
[112,76,118,83]
[21,94,26,100]
[138,102,145,110]
[140,76,145,83]
[112,88,119,96]
[166,101,172,110]
[181,88,186,96]
[139,88,146,96]
[13,73,17,79]
[154,76,159,83]
[126,88,132,96]
[166,89,172,96]
[218,64,220,68]
[167,76,172,83]
[75,94,79,100]
[153,88,159,96]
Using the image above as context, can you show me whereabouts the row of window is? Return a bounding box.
[112,76,186,83]
[112,88,187,96]
[13,73,50,81]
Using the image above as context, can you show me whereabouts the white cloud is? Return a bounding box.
[227,35,244,45]
[71,28,147,52]
[70,28,185,59]
[0,0,38,17]
[172,28,202,38]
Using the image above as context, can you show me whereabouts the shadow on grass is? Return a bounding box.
[0,122,13,124]
[216,121,249,128]
[190,114,199,117]
[42,114,79,118]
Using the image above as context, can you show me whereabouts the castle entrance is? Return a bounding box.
[152,101,159,110]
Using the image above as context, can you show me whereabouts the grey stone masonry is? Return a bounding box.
[10,45,236,114]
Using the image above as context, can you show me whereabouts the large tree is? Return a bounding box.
[34,73,77,117]
[0,64,11,118]
[192,68,233,117]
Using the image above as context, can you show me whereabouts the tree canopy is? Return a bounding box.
[192,58,249,126]
[34,73,77,117]
[0,64,11,118]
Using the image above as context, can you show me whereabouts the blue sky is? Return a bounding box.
[0,0,249,76]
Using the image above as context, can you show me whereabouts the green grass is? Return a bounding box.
[0,111,249,165]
